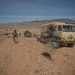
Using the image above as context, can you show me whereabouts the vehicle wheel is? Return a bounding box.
[67,43,74,47]
[59,44,63,47]
[49,37,60,48]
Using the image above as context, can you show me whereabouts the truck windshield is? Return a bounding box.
[63,25,75,32]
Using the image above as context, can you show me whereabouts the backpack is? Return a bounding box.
[13,31,17,37]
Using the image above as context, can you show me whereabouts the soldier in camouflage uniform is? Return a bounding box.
[12,29,18,43]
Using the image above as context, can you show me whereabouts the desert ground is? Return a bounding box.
[0,28,75,75]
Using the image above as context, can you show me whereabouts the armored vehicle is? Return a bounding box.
[38,22,75,47]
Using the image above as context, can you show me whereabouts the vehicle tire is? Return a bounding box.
[67,43,74,47]
[48,37,60,48]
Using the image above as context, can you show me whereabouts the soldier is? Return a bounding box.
[12,29,18,43]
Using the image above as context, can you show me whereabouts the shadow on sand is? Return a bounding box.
[14,41,19,44]
[41,52,53,60]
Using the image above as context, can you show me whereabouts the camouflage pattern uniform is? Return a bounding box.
[12,30,18,43]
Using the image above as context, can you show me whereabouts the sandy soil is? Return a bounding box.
[0,29,75,75]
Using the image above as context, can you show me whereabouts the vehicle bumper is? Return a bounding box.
[58,40,75,44]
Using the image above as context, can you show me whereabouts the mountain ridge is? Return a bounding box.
[0,19,75,29]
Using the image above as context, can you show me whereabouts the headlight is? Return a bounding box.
[68,35,73,39]
[61,38,66,41]
[67,37,74,41]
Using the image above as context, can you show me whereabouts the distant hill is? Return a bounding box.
[0,19,75,29]
[50,19,75,24]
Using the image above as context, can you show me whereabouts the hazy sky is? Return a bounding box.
[0,0,75,23]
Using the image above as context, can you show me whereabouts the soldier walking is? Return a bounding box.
[12,29,18,43]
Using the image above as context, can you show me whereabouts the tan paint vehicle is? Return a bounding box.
[41,22,75,47]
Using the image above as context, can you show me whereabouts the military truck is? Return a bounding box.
[38,22,75,47]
